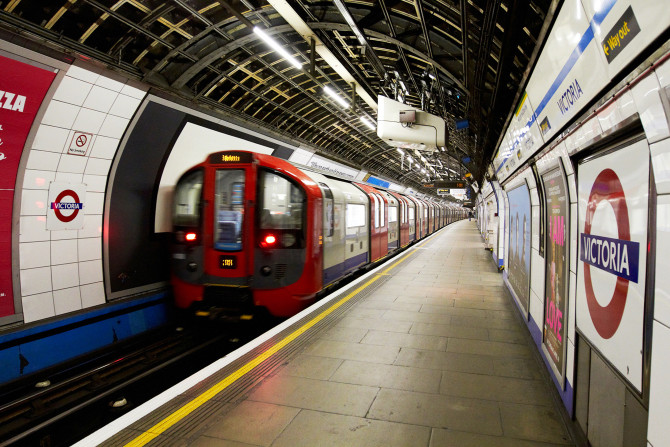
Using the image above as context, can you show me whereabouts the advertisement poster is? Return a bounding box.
[0,55,56,318]
[542,167,569,382]
[576,141,648,392]
[507,183,531,315]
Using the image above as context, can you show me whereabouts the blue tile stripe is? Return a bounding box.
[495,0,618,175]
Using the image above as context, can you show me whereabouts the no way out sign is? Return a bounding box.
[47,182,86,230]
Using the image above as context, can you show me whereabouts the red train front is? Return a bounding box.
[171,150,323,318]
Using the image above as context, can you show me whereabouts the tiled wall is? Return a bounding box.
[19,63,146,323]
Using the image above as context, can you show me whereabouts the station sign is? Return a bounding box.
[576,140,649,392]
[47,183,86,230]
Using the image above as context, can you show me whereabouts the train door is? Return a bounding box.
[407,197,416,241]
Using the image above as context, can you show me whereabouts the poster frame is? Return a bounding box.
[539,158,570,388]
[504,178,532,319]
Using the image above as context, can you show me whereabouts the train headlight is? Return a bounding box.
[187,262,198,272]
[282,233,296,247]
[260,233,277,248]
[260,265,272,276]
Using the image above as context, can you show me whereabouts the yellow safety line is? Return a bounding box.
[124,247,419,446]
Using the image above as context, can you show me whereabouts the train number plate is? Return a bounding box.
[219,255,237,269]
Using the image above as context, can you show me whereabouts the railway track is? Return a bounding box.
[0,319,264,447]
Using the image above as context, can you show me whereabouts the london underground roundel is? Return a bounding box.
[577,140,649,392]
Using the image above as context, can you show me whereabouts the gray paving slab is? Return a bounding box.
[247,374,379,417]
[430,429,571,447]
[200,401,299,446]
[303,339,401,364]
[271,410,431,447]
[360,329,448,351]
[330,359,442,393]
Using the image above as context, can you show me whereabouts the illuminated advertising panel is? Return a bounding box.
[506,183,531,315]
[542,166,569,383]
[0,55,56,318]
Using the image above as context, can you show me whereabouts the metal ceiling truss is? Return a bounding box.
[0,0,553,192]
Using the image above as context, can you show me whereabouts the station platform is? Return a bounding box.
[80,220,576,447]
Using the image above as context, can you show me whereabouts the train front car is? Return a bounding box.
[171,151,323,318]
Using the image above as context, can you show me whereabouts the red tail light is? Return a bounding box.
[185,232,197,241]
[264,234,276,245]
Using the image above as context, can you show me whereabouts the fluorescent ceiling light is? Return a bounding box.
[323,86,349,108]
[396,148,404,154]
[360,116,376,130]
[254,27,303,70]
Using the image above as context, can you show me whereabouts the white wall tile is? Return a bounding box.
[20,241,51,269]
[71,108,106,134]
[655,196,670,328]
[531,249,546,299]
[648,322,670,447]
[50,229,79,241]
[98,115,129,138]
[58,154,88,174]
[618,90,637,122]
[53,287,82,315]
[566,339,575,385]
[530,288,544,331]
[83,85,118,113]
[41,100,79,129]
[651,139,670,195]
[79,260,103,285]
[95,75,125,92]
[67,65,99,84]
[32,125,70,153]
[109,94,142,119]
[631,73,669,143]
[120,83,147,99]
[84,158,112,176]
[85,192,105,214]
[597,98,622,133]
[51,239,78,265]
[26,150,60,171]
[566,173,577,205]
[20,189,49,215]
[83,174,107,192]
[20,266,52,295]
[19,216,49,242]
[54,172,84,184]
[52,263,80,290]
[568,271,576,342]
[22,291,55,323]
[52,76,92,106]
[80,282,106,308]
[531,205,540,250]
[78,214,103,238]
[569,202,578,274]
[655,57,670,87]
[89,135,119,159]
[78,237,101,261]
[23,170,56,190]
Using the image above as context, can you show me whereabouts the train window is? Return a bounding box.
[173,169,203,227]
[319,183,334,237]
[389,205,398,223]
[408,207,415,221]
[214,170,245,251]
[346,203,366,228]
[260,170,305,232]
[373,195,380,228]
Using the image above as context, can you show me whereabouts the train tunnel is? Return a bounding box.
[0,1,669,446]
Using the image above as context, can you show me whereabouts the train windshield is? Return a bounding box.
[214,170,246,251]
[259,170,305,230]
[173,169,203,227]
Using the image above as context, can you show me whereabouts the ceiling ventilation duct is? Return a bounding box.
[377,95,447,152]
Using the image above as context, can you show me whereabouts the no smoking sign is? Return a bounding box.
[68,131,93,156]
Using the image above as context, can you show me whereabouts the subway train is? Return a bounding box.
[170,150,466,318]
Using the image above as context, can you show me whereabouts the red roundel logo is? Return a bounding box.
[582,169,634,339]
[50,189,83,223]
